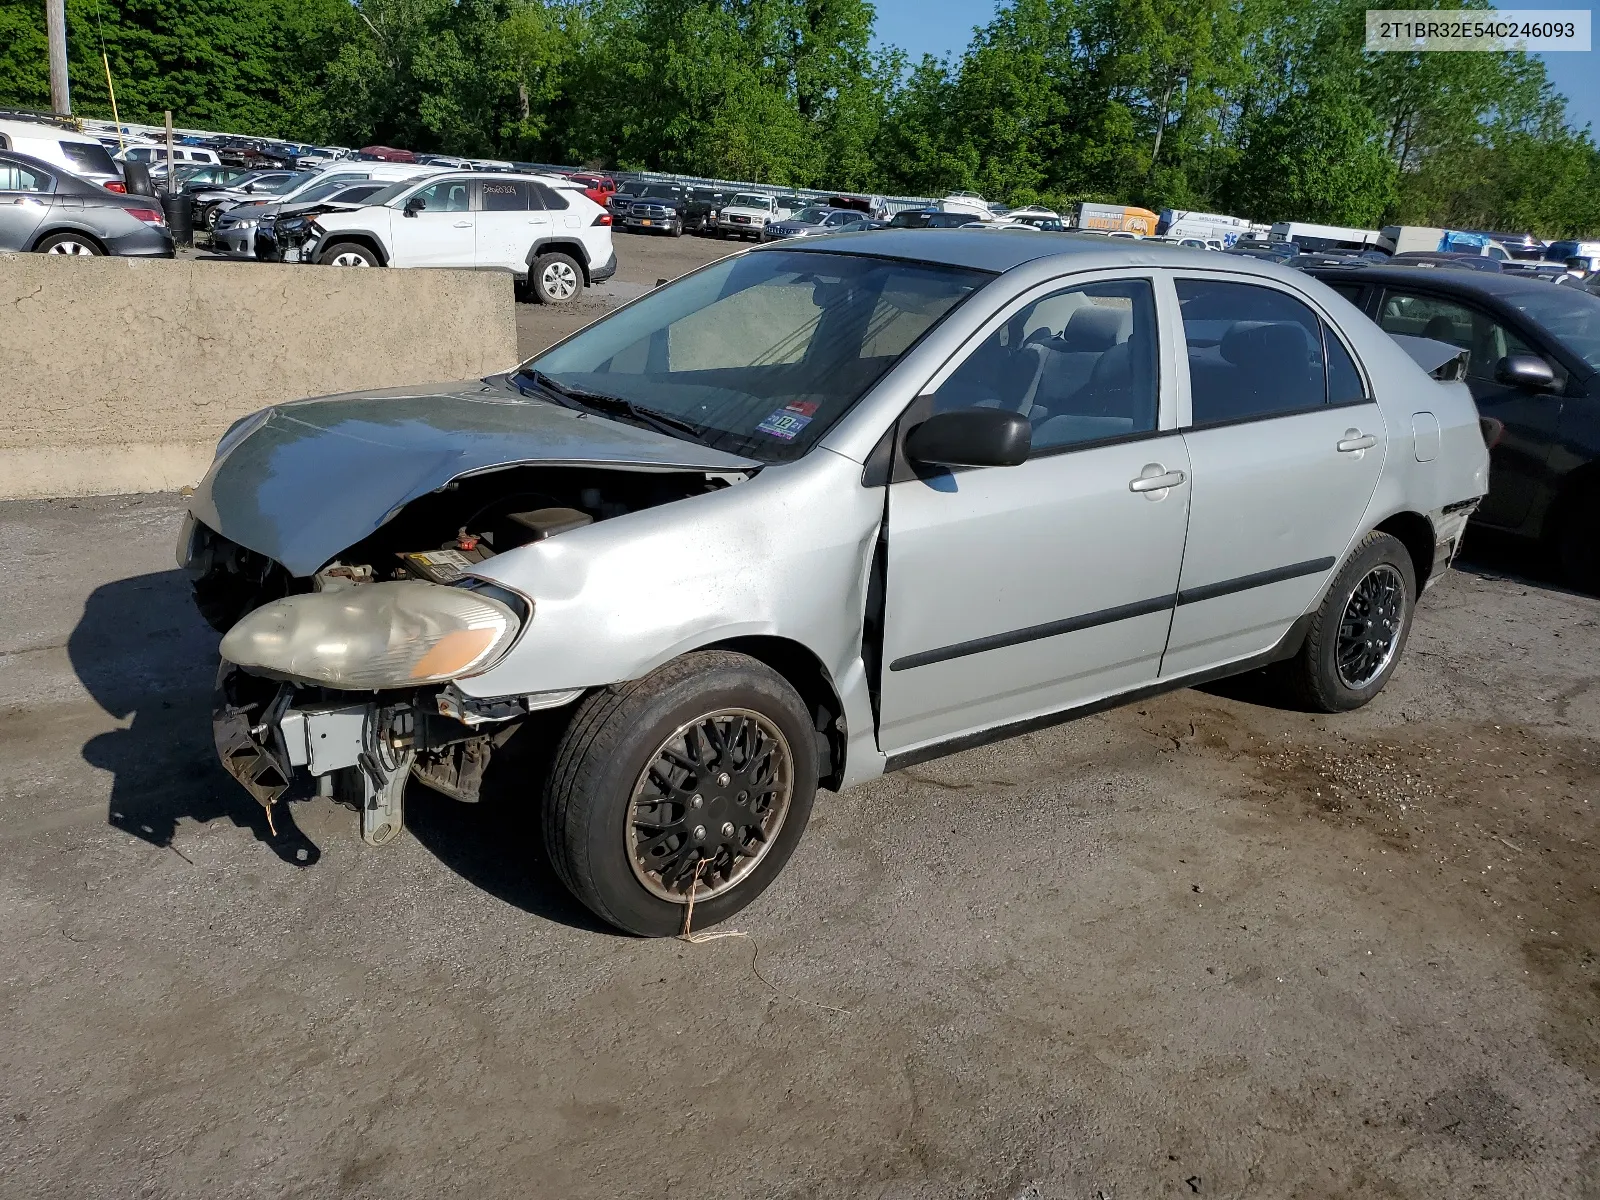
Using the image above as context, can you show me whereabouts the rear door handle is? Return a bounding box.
[1129,468,1186,492]
[453,220,473,228]
[1337,432,1378,453]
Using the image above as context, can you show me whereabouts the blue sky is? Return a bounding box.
[870,0,1599,133]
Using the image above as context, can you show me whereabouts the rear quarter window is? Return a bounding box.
[60,141,118,175]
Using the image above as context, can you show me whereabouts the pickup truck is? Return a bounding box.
[715,191,781,239]
[617,182,726,236]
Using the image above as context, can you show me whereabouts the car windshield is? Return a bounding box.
[791,208,830,224]
[642,184,680,199]
[519,250,991,462]
[887,210,932,228]
[1510,287,1600,370]
[731,193,769,208]
[367,178,424,207]
[262,171,315,193]
[292,176,371,204]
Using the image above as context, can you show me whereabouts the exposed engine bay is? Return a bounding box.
[191,465,747,832]
[187,464,744,631]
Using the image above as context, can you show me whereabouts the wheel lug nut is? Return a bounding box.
[717,772,731,787]
[721,822,735,838]
[692,825,706,842]
[691,794,703,808]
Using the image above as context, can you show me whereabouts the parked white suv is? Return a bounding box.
[716,192,779,240]
[210,162,444,258]
[304,172,617,303]
[0,118,126,191]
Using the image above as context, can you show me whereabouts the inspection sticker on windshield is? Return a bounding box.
[756,401,818,441]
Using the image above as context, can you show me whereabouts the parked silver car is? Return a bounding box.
[181,231,1488,934]
[0,149,173,257]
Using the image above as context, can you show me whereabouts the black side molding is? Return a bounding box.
[1175,557,1334,607]
[890,557,1333,674]
[884,612,1316,772]
[888,593,1176,673]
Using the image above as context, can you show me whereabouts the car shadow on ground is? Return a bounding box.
[1453,528,1596,601]
[67,568,318,865]
[67,568,608,927]
[405,755,614,934]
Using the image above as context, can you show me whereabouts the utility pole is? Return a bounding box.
[46,0,71,115]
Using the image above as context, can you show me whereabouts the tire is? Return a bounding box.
[530,251,582,303]
[34,231,103,256]
[543,650,818,936]
[200,203,223,231]
[670,218,684,238]
[1281,531,1417,712]
[317,242,378,267]
[1555,491,1599,593]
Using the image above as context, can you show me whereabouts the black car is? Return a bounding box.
[0,148,173,257]
[885,208,978,229]
[1310,264,1600,587]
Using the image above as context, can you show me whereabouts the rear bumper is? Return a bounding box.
[103,228,175,258]
[1427,498,1481,588]
[589,249,618,283]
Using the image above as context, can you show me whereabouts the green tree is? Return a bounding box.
[1223,77,1396,224]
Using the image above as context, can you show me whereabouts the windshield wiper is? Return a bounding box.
[513,369,710,442]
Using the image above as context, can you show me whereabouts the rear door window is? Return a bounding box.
[1175,279,1329,425]
[479,178,532,211]
[1375,290,1534,381]
[0,160,52,192]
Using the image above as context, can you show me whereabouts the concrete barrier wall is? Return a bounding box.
[0,254,519,500]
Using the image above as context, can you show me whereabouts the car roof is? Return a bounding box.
[762,228,1279,275]
[1304,263,1564,299]
[0,117,102,145]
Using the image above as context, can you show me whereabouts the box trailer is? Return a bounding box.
[1076,203,1160,236]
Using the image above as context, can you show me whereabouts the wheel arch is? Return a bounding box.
[526,238,592,283]
[694,635,848,791]
[319,231,388,266]
[1372,510,1435,591]
[32,226,108,254]
[1543,458,1600,545]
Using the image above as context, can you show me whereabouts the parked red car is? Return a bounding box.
[358,145,417,164]
[568,173,617,207]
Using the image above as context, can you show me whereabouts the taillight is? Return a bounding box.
[593,212,612,226]
[105,180,127,193]
[127,207,166,226]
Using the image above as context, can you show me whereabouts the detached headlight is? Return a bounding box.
[219,580,521,690]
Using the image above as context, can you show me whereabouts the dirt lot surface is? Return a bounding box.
[3,487,1597,1199]
[515,228,739,358]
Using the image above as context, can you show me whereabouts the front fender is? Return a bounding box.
[456,448,888,784]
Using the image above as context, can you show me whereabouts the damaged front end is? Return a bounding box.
[212,663,565,845]
[183,377,761,843]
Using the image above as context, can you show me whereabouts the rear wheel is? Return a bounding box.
[35,232,103,256]
[317,242,378,267]
[543,651,818,936]
[531,251,582,303]
[1281,531,1416,712]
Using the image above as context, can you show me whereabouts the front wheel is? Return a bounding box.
[543,651,818,936]
[531,251,582,303]
[1556,493,1599,593]
[317,242,378,267]
[1281,530,1416,712]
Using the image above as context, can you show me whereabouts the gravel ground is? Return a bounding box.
[2,493,1596,1199]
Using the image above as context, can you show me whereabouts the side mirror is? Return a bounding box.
[403,195,425,217]
[1495,353,1555,390]
[904,408,1032,469]
[243,183,255,193]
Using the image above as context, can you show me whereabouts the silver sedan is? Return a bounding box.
[181,231,1488,935]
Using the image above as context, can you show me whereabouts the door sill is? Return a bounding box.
[882,613,1313,772]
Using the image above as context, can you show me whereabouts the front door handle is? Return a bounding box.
[1337,431,1378,453]
[453,220,473,228]
[1129,468,1186,493]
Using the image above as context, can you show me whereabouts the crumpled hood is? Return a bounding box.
[190,375,760,577]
